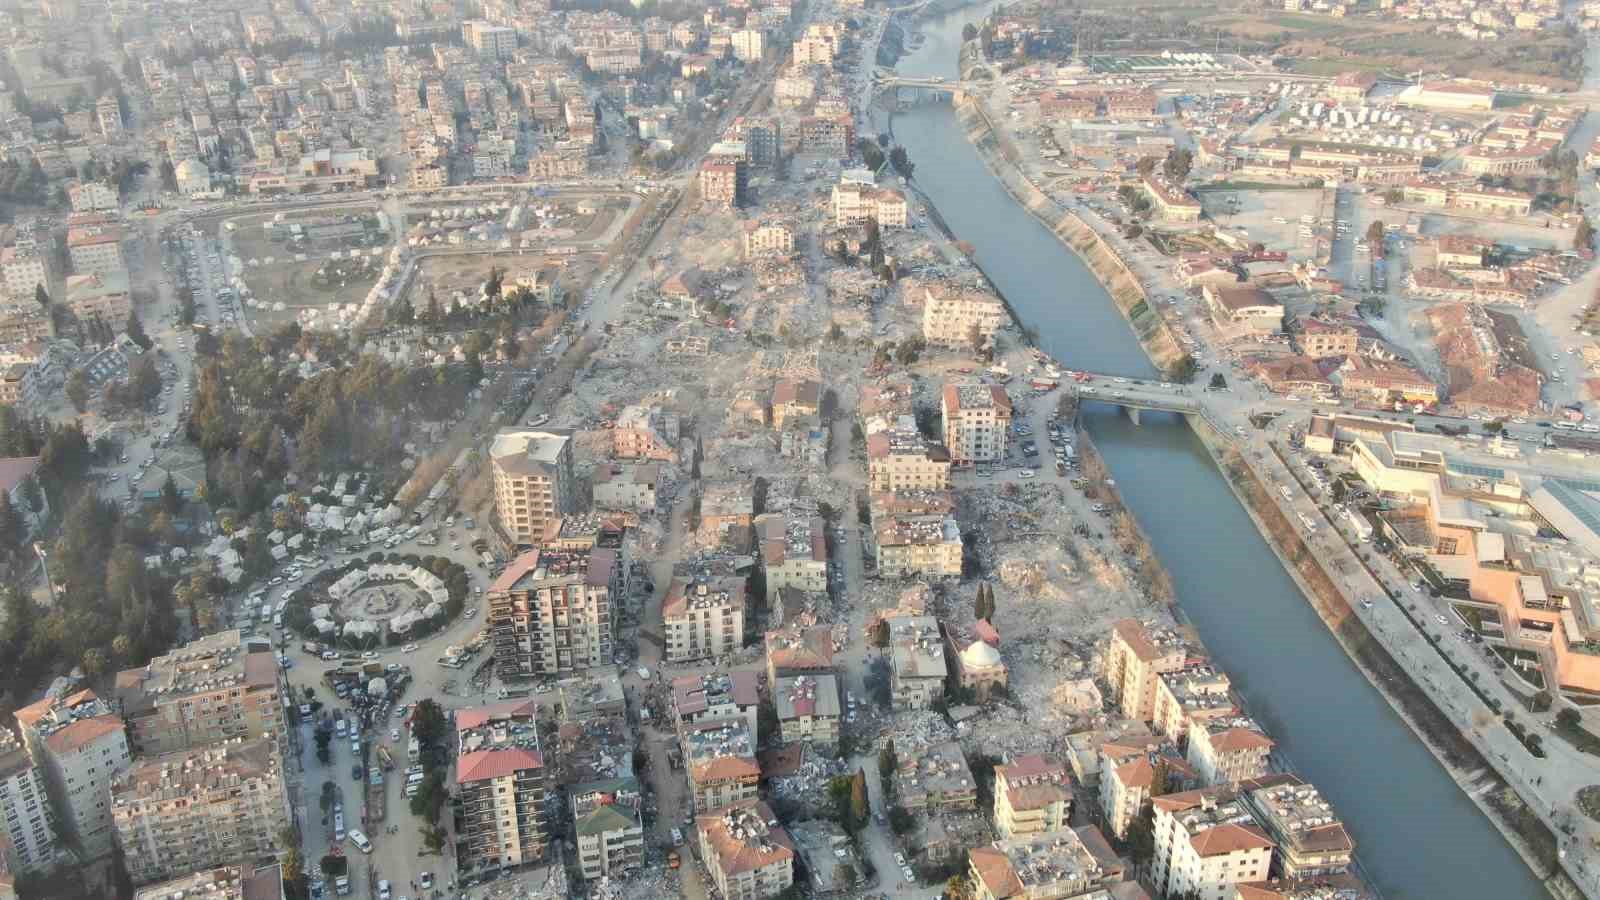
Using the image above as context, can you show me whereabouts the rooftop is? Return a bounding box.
[114,630,277,715]
[111,737,278,806]
[971,828,1103,897]
[1246,777,1354,857]
[697,800,794,876]
[663,574,747,620]
[683,717,758,778]
[765,624,835,673]
[489,428,570,475]
[457,746,545,785]
[774,674,841,722]
[889,615,948,680]
[456,699,542,756]
[672,670,760,719]
[490,545,615,592]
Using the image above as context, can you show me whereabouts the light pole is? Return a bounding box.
[32,542,57,604]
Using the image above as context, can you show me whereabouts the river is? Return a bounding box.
[885,7,1546,899]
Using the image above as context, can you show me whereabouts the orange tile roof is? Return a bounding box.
[1191,822,1275,858]
[969,846,1024,898]
[44,715,123,753]
[456,747,544,785]
[1208,727,1275,753]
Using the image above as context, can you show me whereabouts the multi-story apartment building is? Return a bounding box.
[993,754,1072,839]
[0,727,58,875]
[14,689,131,859]
[764,624,835,686]
[770,379,820,431]
[457,714,550,877]
[96,97,124,138]
[728,118,780,168]
[612,404,677,463]
[1097,745,1156,840]
[111,738,290,885]
[572,778,643,881]
[113,630,284,755]
[67,182,118,213]
[683,718,759,813]
[872,506,963,578]
[893,739,977,813]
[830,183,908,229]
[799,114,853,156]
[0,306,49,344]
[1186,718,1274,787]
[731,29,765,62]
[887,615,948,709]
[591,462,658,512]
[697,801,793,900]
[62,271,131,326]
[941,382,1012,465]
[741,221,794,258]
[1104,619,1190,723]
[0,247,52,303]
[488,544,621,679]
[969,828,1111,900]
[1242,775,1354,881]
[490,430,575,549]
[1150,665,1235,741]
[670,671,760,739]
[462,20,517,59]
[866,423,951,492]
[773,674,841,748]
[663,575,747,663]
[922,287,1005,348]
[65,226,125,278]
[1151,787,1275,899]
[131,864,285,900]
[753,512,827,602]
[699,154,748,208]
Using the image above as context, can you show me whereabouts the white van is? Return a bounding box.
[348,829,372,853]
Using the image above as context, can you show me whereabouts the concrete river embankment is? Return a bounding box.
[884,5,1550,899]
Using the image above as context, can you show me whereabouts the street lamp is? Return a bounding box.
[32,542,57,604]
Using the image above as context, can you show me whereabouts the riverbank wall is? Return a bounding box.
[950,89,1187,374]
[1186,416,1576,900]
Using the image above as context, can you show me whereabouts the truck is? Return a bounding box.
[1345,509,1373,542]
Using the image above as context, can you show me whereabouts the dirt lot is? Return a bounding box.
[240,256,383,330]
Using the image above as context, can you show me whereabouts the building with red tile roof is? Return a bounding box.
[696,800,794,900]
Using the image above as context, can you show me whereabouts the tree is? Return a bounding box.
[409,771,448,823]
[1558,707,1582,729]
[33,284,49,308]
[125,309,151,349]
[161,473,182,515]
[858,139,885,172]
[1135,156,1158,177]
[65,370,89,413]
[879,738,898,782]
[962,23,978,41]
[974,583,994,621]
[158,159,178,193]
[849,768,869,829]
[1166,354,1198,384]
[889,146,914,180]
[314,730,331,764]
[1162,147,1193,182]
[411,699,448,755]
[1366,220,1386,245]
[320,780,337,813]
[420,824,448,853]
[1126,806,1157,875]
[0,489,25,553]
[1577,217,1594,251]
[1209,373,1227,391]
[279,828,305,887]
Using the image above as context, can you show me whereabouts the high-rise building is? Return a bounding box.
[1242,775,1354,881]
[14,689,130,859]
[0,727,59,875]
[662,575,747,663]
[572,778,644,881]
[131,863,286,900]
[111,738,290,885]
[992,754,1072,839]
[1103,619,1190,723]
[696,800,794,900]
[940,382,1013,464]
[462,20,517,59]
[113,630,285,756]
[489,430,574,550]
[698,154,747,208]
[1150,787,1274,899]
[96,97,124,139]
[456,712,548,876]
[489,544,621,679]
[65,225,125,278]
